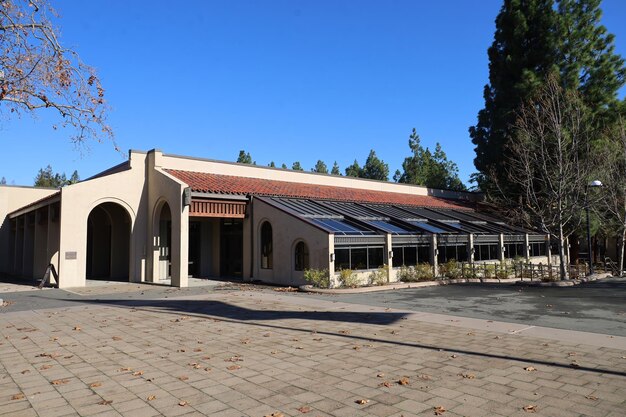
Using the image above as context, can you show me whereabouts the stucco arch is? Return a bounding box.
[86,201,132,281]
[151,198,174,282]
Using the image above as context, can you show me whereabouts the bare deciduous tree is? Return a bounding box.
[505,76,595,280]
[597,117,626,275]
[0,0,114,146]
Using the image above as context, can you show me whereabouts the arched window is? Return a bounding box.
[261,221,273,269]
[294,241,309,271]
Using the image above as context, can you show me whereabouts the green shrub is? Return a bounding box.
[496,262,509,279]
[415,263,435,281]
[441,260,462,279]
[398,265,417,282]
[338,269,359,288]
[303,268,330,289]
[483,263,496,279]
[369,265,388,286]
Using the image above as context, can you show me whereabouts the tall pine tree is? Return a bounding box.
[470,0,624,194]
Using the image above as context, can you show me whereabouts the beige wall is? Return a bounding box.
[0,186,58,277]
[252,198,330,286]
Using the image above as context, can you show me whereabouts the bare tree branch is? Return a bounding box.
[0,0,116,148]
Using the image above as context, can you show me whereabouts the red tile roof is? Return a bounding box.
[166,170,471,210]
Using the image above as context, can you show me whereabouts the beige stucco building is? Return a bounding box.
[0,149,550,288]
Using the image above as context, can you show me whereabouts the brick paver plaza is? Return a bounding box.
[1,284,625,416]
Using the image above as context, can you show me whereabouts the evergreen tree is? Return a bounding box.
[311,160,328,174]
[69,170,80,184]
[281,163,288,169]
[344,159,362,177]
[291,161,304,171]
[34,165,73,188]
[268,161,276,168]
[331,161,341,175]
[361,150,389,181]
[470,0,624,194]
[236,150,253,164]
[0,177,6,185]
[396,129,466,191]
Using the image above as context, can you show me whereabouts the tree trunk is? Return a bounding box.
[617,219,626,277]
[558,225,569,280]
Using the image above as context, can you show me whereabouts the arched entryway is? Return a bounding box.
[86,202,131,281]
[154,201,172,281]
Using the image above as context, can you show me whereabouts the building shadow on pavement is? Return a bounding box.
[63,297,626,379]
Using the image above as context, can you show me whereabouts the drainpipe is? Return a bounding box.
[249,195,254,280]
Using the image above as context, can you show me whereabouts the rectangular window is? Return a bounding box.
[392,247,404,267]
[418,246,430,264]
[335,248,350,271]
[351,248,368,270]
[368,247,384,269]
[334,246,385,271]
[530,242,545,257]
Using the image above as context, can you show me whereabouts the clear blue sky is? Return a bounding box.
[2,0,626,186]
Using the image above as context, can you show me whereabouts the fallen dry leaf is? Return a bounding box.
[418,374,431,381]
[39,365,52,370]
[523,405,537,413]
[119,367,132,372]
[450,354,458,359]
[398,377,410,385]
[51,379,69,385]
[460,373,475,379]
[524,367,537,372]
[21,370,30,374]
[240,339,250,344]
[376,373,385,378]
[585,395,598,401]
[178,401,188,406]
[178,376,189,381]
[132,371,144,376]
[89,382,102,388]
[379,381,392,387]
[263,413,284,417]
[73,326,81,331]
[112,336,122,341]
[147,395,156,401]
[355,399,369,405]
[11,393,25,400]
[98,400,113,405]
[194,348,202,352]
[434,405,446,415]
[227,365,241,371]
[296,405,311,413]
[338,330,350,334]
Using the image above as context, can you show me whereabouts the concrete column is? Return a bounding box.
[468,234,475,264]
[524,234,530,260]
[328,234,336,288]
[385,234,395,282]
[430,234,438,277]
[498,233,505,262]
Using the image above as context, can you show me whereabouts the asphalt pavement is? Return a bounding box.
[297,277,626,337]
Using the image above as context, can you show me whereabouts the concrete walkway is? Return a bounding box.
[1,285,625,416]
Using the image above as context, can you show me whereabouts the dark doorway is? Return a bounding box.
[86,202,130,281]
[220,219,243,278]
[188,221,201,277]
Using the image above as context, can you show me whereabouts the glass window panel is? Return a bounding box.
[368,247,384,269]
[294,241,309,271]
[457,245,468,262]
[411,222,446,234]
[352,248,368,270]
[392,247,404,266]
[489,244,498,260]
[437,245,446,264]
[417,246,430,264]
[446,245,456,262]
[368,220,410,234]
[404,246,417,266]
[335,248,350,271]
